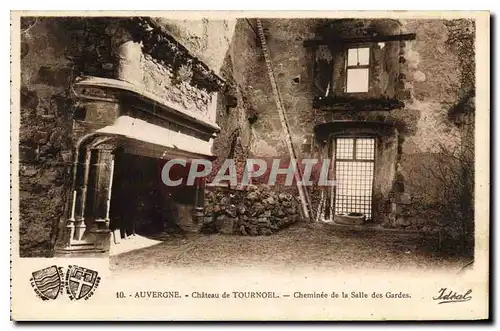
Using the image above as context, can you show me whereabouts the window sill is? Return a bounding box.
[313,96,405,111]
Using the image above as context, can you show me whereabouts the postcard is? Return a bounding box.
[10,10,490,321]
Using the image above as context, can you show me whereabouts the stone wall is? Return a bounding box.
[203,185,303,235]
[211,18,474,231]
[393,19,473,233]
[317,19,407,100]
[236,19,319,159]
[18,17,476,254]
[152,18,237,74]
[207,20,255,184]
[19,18,77,256]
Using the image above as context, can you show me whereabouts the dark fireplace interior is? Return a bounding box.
[109,152,196,238]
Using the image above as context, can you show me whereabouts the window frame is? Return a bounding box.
[335,137,376,162]
[344,44,372,94]
[332,136,377,220]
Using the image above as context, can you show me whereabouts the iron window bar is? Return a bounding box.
[334,137,375,219]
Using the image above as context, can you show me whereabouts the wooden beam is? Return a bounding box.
[313,96,405,111]
[304,33,416,47]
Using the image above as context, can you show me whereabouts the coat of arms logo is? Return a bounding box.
[30,265,101,301]
[65,265,101,300]
[30,265,64,300]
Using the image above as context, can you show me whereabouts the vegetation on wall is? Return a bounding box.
[412,19,475,255]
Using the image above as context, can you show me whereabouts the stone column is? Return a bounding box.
[193,177,205,225]
[115,38,142,85]
[90,148,115,229]
[74,148,92,241]
[105,153,116,224]
[65,148,79,247]
[106,21,143,85]
[88,147,115,252]
[65,190,77,247]
[207,93,218,123]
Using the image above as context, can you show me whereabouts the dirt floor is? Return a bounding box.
[109,223,471,274]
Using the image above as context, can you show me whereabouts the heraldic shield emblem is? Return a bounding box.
[30,265,64,300]
[65,265,101,300]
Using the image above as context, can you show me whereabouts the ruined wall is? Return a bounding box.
[395,20,470,223]
[212,18,473,229]
[19,18,77,256]
[245,19,318,159]
[207,20,257,183]
[399,19,463,154]
[394,19,474,235]
[320,19,471,229]
[19,17,122,256]
[208,19,315,161]
[153,18,237,74]
[19,17,475,253]
[208,19,320,186]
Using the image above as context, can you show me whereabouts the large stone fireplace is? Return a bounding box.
[54,18,225,255]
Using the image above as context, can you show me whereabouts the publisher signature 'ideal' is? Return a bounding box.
[433,288,472,304]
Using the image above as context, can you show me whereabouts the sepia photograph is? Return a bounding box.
[11,11,490,321]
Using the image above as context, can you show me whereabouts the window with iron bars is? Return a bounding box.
[334,137,375,219]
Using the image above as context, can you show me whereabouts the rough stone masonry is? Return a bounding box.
[18,17,475,257]
[203,185,303,236]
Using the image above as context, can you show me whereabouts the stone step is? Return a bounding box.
[178,222,203,233]
[54,240,107,257]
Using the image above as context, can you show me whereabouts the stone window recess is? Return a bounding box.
[345,46,370,93]
[334,137,375,219]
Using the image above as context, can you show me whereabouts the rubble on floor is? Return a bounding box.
[203,185,304,236]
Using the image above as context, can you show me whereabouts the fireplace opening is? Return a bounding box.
[109,152,197,239]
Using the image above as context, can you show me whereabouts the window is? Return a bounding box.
[345,47,370,93]
[334,137,375,219]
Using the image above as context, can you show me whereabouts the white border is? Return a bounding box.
[4,1,497,329]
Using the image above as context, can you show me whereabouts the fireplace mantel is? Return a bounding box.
[73,75,220,140]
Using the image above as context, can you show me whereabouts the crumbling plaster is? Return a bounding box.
[212,18,472,226]
[153,18,237,74]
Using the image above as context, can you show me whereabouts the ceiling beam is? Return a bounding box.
[304,33,416,47]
